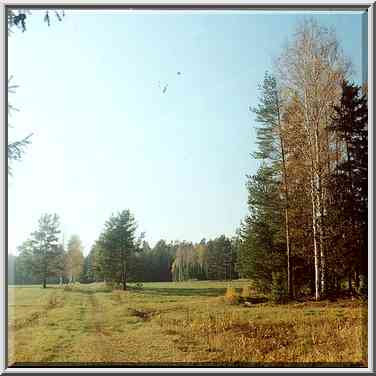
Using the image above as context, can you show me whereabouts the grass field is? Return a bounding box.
[8,280,367,367]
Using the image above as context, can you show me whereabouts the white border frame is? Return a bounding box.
[1,1,374,373]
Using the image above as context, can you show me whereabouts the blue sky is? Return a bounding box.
[8,10,365,255]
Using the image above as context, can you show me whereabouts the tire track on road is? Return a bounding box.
[87,292,113,362]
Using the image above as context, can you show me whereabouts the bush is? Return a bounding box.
[271,272,288,304]
[135,282,143,290]
[63,284,73,292]
[63,283,80,292]
[224,286,240,305]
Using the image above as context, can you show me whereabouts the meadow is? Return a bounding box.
[8,280,367,367]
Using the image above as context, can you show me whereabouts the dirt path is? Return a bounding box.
[85,292,114,362]
[11,287,206,364]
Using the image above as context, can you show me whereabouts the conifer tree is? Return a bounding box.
[25,213,62,288]
[97,210,140,290]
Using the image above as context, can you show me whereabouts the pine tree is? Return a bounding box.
[97,210,139,290]
[26,213,62,288]
[251,71,293,297]
[239,165,286,293]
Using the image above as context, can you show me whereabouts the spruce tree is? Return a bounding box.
[27,213,62,288]
[97,210,139,290]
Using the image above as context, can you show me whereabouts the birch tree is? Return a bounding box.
[276,19,348,299]
[65,235,84,283]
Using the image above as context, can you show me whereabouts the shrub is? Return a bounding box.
[271,272,288,304]
[224,286,240,305]
[63,284,71,291]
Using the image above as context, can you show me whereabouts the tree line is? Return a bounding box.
[9,211,239,290]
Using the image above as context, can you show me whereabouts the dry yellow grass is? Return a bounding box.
[224,286,240,305]
[7,281,367,367]
[240,285,252,299]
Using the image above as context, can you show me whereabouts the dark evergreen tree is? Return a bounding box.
[97,210,140,290]
[251,71,293,297]
[20,213,62,288]
[238,165,286,293]
[207,235,235,281]
[328,80,368,293]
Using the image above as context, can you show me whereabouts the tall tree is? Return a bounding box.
[276,19,348,299]
[195,240,209,280]
[206,235,236,281]
[238,165,286,292]
[328,80,368,292]
[65,235,85,283]
[97,210,140,290]
[251,71,293,297]
[22,213,62,288]
[88,241,106,282]
[171,242,196,282]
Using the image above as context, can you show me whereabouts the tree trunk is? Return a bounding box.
[285,207,292,298]
[315,124,325,298]
[311,172,321,301]
[355,269,360,290]
[303,89,320,302]
[280,135,292,299]
[43,277,46,289]
[348,273,352,294]
[336,276,340,295]
[276,93,293,299]
[122,256,127,291]
[122,273,126,291]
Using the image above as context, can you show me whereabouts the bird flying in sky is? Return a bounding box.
[157,72,181,94]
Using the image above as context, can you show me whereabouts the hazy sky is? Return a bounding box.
[8,10,365,255]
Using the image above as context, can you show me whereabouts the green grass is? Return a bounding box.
[8,280,367,366]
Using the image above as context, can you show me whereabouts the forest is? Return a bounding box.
[9,19,368,303]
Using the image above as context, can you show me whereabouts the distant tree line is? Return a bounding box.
[81,215,239,287]
[10,211,239,289]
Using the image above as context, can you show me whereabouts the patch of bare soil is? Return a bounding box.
[128,308,158,321]
[10,293,65,331]
[10,311,47,331]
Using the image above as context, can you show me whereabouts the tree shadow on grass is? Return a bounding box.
[60,287,113,295]
[134,287,226,297]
